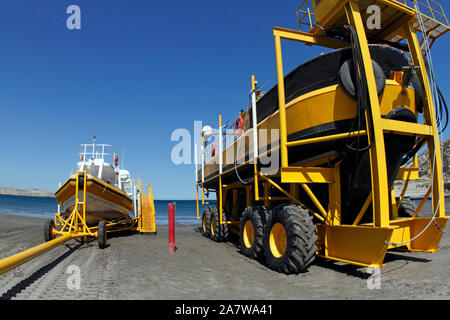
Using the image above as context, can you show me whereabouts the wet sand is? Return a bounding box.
[0,204,449,300]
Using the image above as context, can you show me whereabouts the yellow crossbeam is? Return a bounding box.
[273,27,348,49]
[259,174,325,222]
[382,118,433,136]
[286,130,367,148]
[281,167,335,184]
[397,167,420,180]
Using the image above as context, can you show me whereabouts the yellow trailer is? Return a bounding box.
[0,173,156,275]
[196,0,449,274]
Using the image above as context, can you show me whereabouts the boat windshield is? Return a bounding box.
[79,144,116,163]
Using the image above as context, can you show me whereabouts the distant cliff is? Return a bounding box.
[394,138,450,197]
[0,187,55,198]
[416,138,450,186]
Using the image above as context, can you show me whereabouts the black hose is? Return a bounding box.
[436,84,449,133]
[342,23,373,209]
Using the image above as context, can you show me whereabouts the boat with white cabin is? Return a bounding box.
[55,138,135,226]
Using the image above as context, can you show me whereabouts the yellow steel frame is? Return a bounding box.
[267,0,448,267]
[297,0,449,44]
[191,0,450,267]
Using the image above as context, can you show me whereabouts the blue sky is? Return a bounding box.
[0,1,449,199]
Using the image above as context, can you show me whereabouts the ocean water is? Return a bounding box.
[1,194,439,226]
[0,194,205,225]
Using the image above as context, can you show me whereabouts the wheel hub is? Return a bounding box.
[270,223,287,258]
[210,216,216,236]
[243,220,255,248]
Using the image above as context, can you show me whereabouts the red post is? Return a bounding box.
[168,203,175,254]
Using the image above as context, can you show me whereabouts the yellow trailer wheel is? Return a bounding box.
[269,223,287,258]
[201,207,212,237]
[239,206,268,260]
[44,219,56,242]
[210,215,216,238]
[202,214,207,234]
[264,205,317,274]
[243,220,255,249]
[210,207,229,242]
[98,221,107,249]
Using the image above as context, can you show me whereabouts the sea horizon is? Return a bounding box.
[0,194,204,225]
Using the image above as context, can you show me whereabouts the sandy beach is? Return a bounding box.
[0,202,449,300]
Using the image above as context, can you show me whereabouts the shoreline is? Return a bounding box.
[0,210,201,227]
[0,188,55,198]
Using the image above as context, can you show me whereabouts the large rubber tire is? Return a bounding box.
[385,107,417,153]
[219,208,230,242]
[201,207,212,237]
[210,207,229,242]
[398,198,417,218]
[264,205,317,274]
[239,206,268,260]
[338,59,386,98]
[98,221,107,249]
[44,219,55,242]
